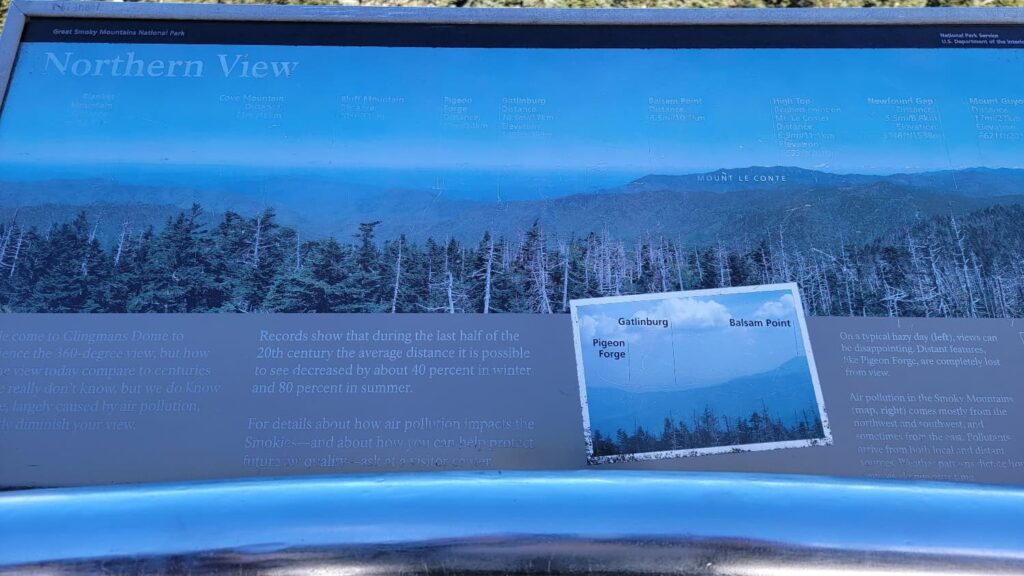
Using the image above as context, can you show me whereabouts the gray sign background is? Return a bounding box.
[1,314,1020,487]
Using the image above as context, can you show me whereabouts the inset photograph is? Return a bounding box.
[570,283,831,464]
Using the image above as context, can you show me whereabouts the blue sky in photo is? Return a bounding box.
[576,289,808,392]
[1,43,1023,192]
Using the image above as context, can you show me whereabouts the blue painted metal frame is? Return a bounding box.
[2,471,1024,570]
[2,4,1024,572]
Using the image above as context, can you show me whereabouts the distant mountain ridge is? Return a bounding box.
[586,356,821,437]
[2,166,1022,248]
[622,166,1024,198]
[622,166,882,194]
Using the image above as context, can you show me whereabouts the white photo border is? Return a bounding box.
[569,282,833,465]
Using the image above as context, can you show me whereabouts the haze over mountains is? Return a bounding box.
[2,166,1022,248]
[623,166,1024,197]
[586,356,821,437]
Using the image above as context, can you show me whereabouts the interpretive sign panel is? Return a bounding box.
[1,2,1023,487]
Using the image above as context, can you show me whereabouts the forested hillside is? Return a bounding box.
[1,202,1021,316]
[590,405,826,460]
[3,167,1019,250]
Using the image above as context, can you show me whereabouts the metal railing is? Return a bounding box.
[2,471,1023,574]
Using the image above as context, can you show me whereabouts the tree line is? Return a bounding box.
[0,202,1022,316]
[591,405,826,458]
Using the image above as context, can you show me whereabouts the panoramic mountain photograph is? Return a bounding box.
[574,287,828,461]
[0,44,1021,316]
[0,163,1022,316]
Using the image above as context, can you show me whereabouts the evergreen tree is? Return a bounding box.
[236,208,289,311]
[311,237,351,312]
[26,213,109,312]
[146,205,225,312]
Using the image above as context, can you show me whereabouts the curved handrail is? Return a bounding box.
[2,471,1023,573]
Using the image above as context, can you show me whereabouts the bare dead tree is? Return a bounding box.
[560,241,570,312]
[250,212,264,268]
[715,240,730,288]
[482,234,494,314]
[114,219,131,268]
[390,235,403,314]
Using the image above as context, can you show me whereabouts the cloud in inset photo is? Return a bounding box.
[578,312,640,343]
[753,292,797,318]
[636,296,731,330]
